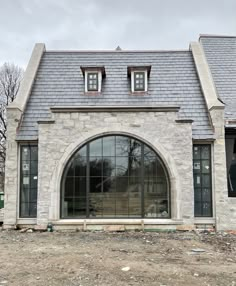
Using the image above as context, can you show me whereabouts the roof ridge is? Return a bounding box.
[45,49,190,53]
[199,34,236,39]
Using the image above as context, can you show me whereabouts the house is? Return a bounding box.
[3,35,236,231]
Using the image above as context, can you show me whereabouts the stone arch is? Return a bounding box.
[48,131,181,221]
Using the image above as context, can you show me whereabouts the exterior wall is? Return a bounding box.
[211,108,236,230]
[3,108,22,228]
[36,110,194,228]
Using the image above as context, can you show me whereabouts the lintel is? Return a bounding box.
[37,120,55,124]
[50,106,180,113]
[175,119,194,124]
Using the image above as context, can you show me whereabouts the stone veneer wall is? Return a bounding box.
[36,110,194,227]
[4,108,22,227]
[211,108,236,230]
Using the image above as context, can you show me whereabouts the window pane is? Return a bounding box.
[22,147,30,161]
[103,157,116,177]
[144,145,156,157]
[144,157,165,177]
[90,157,102,177]
[74,156,86,176]
[75,177,86,197]
[31,147,38,161]
[201,146,210,159]
[116,136,130,156]
[129,156,142,177]
[116,157,128,176]
[194,174,201,187]
[193,161,201,174]
[64,177,74,197]
[103,136,115,156]
[62,198,74,217]
[30,175,38,189]
[90,177,102,217]
[202,188,211,202]
[201,160,210,173]
[116,177,129,217]
[193,146,201,159]
[202,202,212,216]
[22,161,30,175]
[90,139,102,156]
[30,188,38,203]
[31,160,38,175]
[202,174,210,188]
[66,161,74,176]
[76,145,87,157]
[74,197,87,217]
[194,188,201,202]
[194,202,202,217]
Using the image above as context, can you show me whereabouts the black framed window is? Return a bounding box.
[20,145,38,218]
[134,72,145,91]
[87,72,98,91]
[226,137,236,197]
[61,135,170,218]
[193,144,212,217]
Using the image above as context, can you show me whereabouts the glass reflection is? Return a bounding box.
[62,135,169,218]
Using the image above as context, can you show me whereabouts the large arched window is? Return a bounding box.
[61,135,170,218]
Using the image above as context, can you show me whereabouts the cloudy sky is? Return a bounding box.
[0,0,235,68]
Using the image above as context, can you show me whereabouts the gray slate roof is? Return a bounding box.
[16,50,213,140]
[201,36,236,121]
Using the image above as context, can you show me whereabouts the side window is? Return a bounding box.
[226,138,236,197]
[20,145,38,218]
[193,145,212,217]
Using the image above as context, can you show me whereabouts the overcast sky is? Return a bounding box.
[0,0,235,68]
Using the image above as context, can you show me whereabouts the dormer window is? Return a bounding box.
[81,66,106,93]
[128,66,151,93]
[134,71,145,91]
[87,72,98,91]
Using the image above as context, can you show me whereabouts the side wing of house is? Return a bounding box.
[200,35,236,229]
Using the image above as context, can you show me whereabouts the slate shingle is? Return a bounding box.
[16,50,213,140]
[201,36,236,121]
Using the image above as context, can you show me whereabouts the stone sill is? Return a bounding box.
[17,219,37,225]
[194,218,215,224]
[53,219,183,225]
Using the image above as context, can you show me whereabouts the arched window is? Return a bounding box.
[61,135,170,218]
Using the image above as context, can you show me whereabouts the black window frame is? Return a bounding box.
[87,72,99,91]
[225,134,236,197]
[19,144,38,218]
[60,135,170,219]
[133,71,145,92]
[193,144,212,217]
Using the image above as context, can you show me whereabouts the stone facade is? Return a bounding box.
[4,108,22,227]
[35,110,194,228]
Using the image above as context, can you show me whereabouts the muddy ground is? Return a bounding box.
[0,229,235,286]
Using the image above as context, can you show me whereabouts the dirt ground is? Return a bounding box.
[0,229,235,286]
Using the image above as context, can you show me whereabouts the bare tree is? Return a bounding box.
[0,63,23,174]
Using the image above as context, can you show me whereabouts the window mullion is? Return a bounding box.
[86,145,90,218]
[141,143,144,218]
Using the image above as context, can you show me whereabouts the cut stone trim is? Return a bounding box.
[190,42,224,111]
[9,43,46,112]
[175,119,194,123]
[50,106,180,113]
[37,120,55,124]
